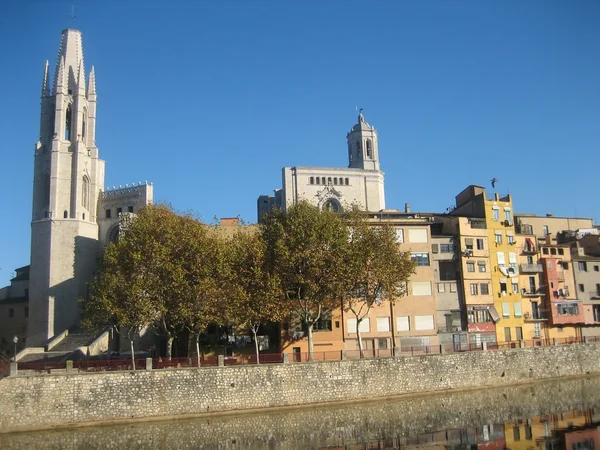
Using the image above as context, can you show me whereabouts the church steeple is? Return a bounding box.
[346,110,380,171]
[33,28,103,223]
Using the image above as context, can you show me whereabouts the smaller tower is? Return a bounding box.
[347,110,380,171]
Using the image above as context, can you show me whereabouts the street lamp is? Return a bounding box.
[13,335,18,362]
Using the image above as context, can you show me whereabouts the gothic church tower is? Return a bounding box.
[29,29,105,346]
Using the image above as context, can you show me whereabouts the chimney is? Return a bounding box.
[404,203,410,213]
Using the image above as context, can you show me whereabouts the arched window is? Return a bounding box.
[327,177,332,185]
[323,199,341,213]
[316,177,320,185]
[63,210,68,218]
[81,176,90,210]
[366,140,372,158]
[65,104,72,141]
[345,178,349,185]
[333,178,338,185]
[356,140,361,153]
[82,108,87,139]
[108,225,120,244]
[321,177,326,185]
[309,176,314,184]
[82,213,85,220]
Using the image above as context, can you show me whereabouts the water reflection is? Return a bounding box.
[3,376,600,449]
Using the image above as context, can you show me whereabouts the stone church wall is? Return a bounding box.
[2,343,600,432]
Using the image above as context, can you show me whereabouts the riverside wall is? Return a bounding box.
[2,343,600,432]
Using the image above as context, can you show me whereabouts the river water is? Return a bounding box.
[2,376,600,449]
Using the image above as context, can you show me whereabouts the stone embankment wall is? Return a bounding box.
[2,343,600,432]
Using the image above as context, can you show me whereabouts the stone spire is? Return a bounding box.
[77,59,86,94]
[41,60,50,97]
[55,56,67,93]
[87,66,96,97]
[53,29,84,93]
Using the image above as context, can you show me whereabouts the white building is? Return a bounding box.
[27,29,153,347]
[257,112,386,221]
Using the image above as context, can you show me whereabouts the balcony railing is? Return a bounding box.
[522,289,544,297]
[522,247,537,254]
[469,218,487,229]
[520,263,543,273]
[524,311,548,321]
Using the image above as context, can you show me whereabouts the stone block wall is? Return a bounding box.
[2,343,600,432]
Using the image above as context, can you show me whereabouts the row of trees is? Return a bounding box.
[82,202,416,364]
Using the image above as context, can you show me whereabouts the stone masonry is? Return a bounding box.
[2,343,600,432]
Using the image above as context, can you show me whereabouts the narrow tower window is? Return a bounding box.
[81,176,90,210]
[82,108,87,139]
[356,140,361,153]
[65,104,72,141]
[64,210,68,218]
[366,140,372,158]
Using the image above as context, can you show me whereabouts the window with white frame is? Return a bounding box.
[411,252,430,266]
[504,207,511,222]
[507,235,515,244]
[377,317,390,332]
[394,228,404,243]
[476,238,485,250]
[497,252,506,267]
[412,281,432,296]
[509,252,517,270]
[414,315,435,330]
[492,207,500,221]
[514,302,522,318]
[470,283,478,295]
[495,233,503,244]
[397,316,410,331]
[408,228,428,243]
[557,303,579,315]
[478,261,487,272]
[502,302,510,318]
[467,262,475,272]
[347,318,370,333]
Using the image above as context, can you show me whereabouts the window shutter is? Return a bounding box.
[432,244,439,253]
[497,252,506,265]
[514,302,522,317]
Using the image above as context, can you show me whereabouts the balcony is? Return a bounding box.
[520,263,543,273]
[524,311,548,321]
[522,247,537,255]
[469,218,487,229]
[522,289,544,297]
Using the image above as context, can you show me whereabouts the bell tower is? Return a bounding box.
[346,110,380,171]
[29,29,105,346]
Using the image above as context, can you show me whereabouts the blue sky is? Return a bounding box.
[1,1,599,286]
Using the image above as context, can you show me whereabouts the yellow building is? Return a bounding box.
[451,185,525,343]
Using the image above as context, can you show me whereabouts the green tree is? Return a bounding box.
[227,230,283,363]
[181,227,231,363]
[82,234,160,369]
[342,211,416,356]
[261,201,348,359]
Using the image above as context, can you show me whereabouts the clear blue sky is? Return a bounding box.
[1,1,599,286]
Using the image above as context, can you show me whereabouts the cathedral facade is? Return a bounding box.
[27,29,153,346]
[257,112,386,221]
